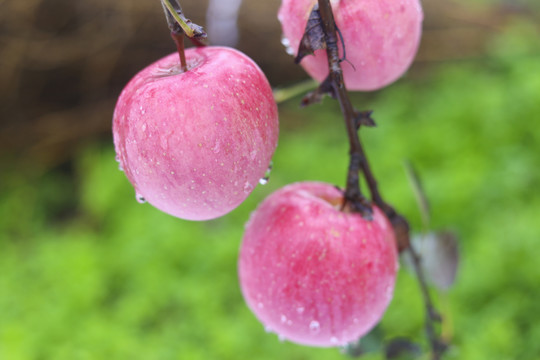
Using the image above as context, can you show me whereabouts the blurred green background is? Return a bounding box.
[1,0,539,359]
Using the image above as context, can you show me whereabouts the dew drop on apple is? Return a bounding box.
[309,320,321,334]
[296,306,305,314]
[259,162,273,185]
[135,193,146,204]
[281,35,295,55]
[264,325,273,333]
[278,334,286,342]
[115,155,124,171]
[250,150,257,160]
[243,182,254,194]
[330,337,339,345]
[280,314,287,324]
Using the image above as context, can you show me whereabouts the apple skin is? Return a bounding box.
[238,182,399,347]
[113,46,279,221]
[278,0,423,91]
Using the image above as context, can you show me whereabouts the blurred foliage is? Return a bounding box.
[1,1,540,360]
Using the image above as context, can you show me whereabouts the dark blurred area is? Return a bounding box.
[0,0,537,172]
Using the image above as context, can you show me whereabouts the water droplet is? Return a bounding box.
[264,325,273,333]
[257,302,264,309]
[259,162,273,185]
[278,334,286,342]
[309,320,320,334]
[115,155,124,171]
[386,285,393,298]
[296,307,305,314]
[139,106,146,115]
[135,193,146,204]
[330,337,339,345]
[243,182,254,194]
[280,315,287,324]
[281,35,295,55]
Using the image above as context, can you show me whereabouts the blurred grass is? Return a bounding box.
[1,16,540,360]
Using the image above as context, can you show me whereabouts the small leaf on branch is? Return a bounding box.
[385,338,422,359]
[408,231,460,290]
[161,0,207,39]
[354,110,376,128]
[294,4,326,64]
[342,325,385,358]
[300,75,335,107]
[404,161,431,230]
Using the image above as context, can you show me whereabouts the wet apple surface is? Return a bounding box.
[279,0,423,91]
[113,46,279,220]
[239,182,399,346]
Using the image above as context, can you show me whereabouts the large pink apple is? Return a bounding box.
[278,0,423,91]
[113,46,279,221]
[238,182,398,347]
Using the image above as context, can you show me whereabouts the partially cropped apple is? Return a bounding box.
[278,0,423,91]
[238,182,398,347]
[113,46,279,221]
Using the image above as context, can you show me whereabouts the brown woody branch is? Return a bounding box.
[315,1,446,358]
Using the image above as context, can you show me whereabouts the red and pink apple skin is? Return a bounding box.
[278,0,423,91]
[239,182,399,347]
[113,46,279,221]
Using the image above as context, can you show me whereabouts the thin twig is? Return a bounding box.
[316,0,372,218]
[407,244,448,359]
[315,1,447,358]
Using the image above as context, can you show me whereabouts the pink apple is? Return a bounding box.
[278,0,423,91]
[238,182,398,347]
[113,46,279,221]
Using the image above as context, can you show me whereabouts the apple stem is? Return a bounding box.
[171,30,188,72]
[316,0,446,358]
[160,0,207,70]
